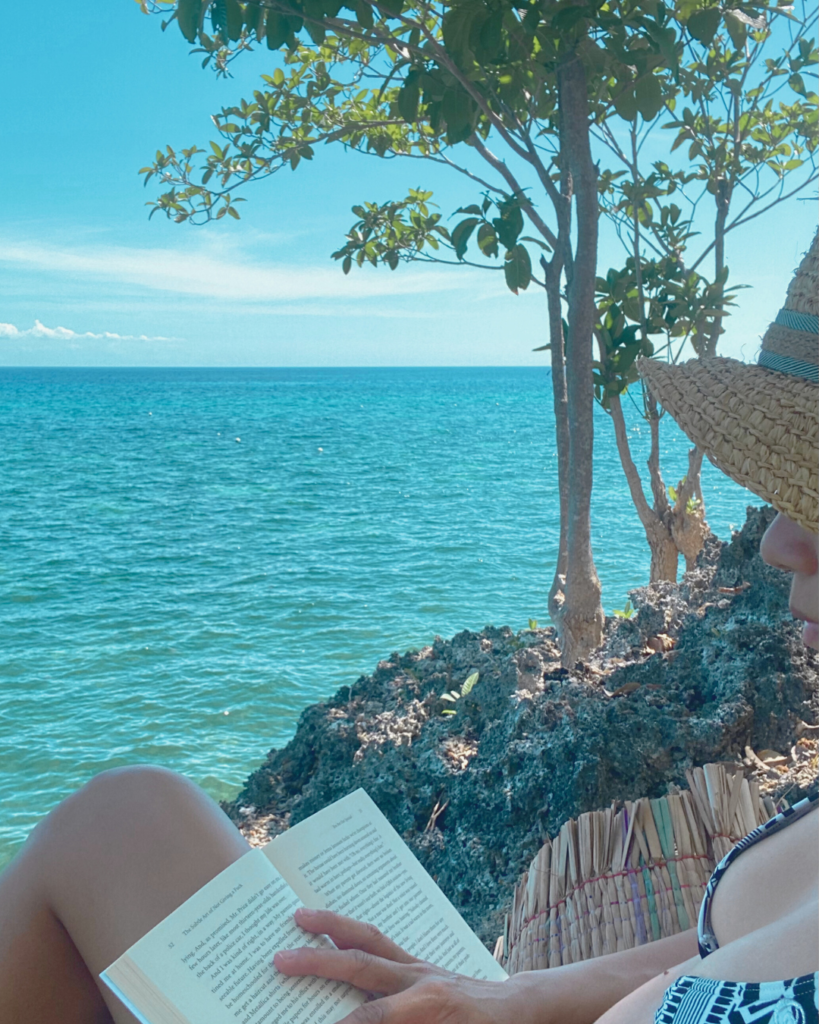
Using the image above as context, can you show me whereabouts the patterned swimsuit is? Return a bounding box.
[654,791,819,1024]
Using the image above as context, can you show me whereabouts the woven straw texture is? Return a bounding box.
[497,764,778,973]
[639,234,818,533]
[779,233,819,317]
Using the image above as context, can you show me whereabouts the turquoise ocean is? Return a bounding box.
[0,367,751,870]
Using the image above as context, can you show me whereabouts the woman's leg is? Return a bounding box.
[0,765,250,1024]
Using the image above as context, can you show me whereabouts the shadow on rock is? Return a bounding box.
[224,506,819,945]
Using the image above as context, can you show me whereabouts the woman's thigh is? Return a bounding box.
[0,765,250,1024]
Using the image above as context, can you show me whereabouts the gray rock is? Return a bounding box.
[224,506,819,947]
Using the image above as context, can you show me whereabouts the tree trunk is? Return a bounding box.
[557,52,604,667]
[543,256,571,622]
[705,182,730,358]
[670,445,709,572]
[609,394,678,582]
[645,390,670,518]
[646,382,710,573]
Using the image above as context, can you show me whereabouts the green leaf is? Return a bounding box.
[635,75,663,121]
[528,618,538,630]
[461,671,479,696]
[477,222,498,258]
[272,67,285,86]
[686,7,720,44]
[613,83,639,121]
[440,692,457,702]
[304,17,326,44]
[342,255,352,274]
[266,9,288,47]
[244,1,263,38]
[441,708,457,716]
[504,244,532,294]
[442,87,474,144]
[723,11,746,50]
[210,0,227,35]
[451,216,480,259]
[788,73,807,96]
[378,0,405,17]
[613,599,634,620]
[552,6,588,32]
[227,206,241,219]
[354,0,374,29]
[225,0,244,40]
[477,9,504,62]
[177,0,202,42]
[442,4,475,64]
[398,70,421,122]
[493,204,524,250]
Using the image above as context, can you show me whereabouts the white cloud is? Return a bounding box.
[0,239,476,303]
[0,320,175,342]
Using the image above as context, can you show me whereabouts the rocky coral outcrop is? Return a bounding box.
[224,507,819,946]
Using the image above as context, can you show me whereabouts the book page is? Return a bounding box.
[102,849,364,1024]
[265,790,507,982]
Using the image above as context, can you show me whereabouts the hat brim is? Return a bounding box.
[638,357,818,533]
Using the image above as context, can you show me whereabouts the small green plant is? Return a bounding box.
[440,672,479,716]
[668,479,702,516]
[613,599,635,620]
[528,618,538,630]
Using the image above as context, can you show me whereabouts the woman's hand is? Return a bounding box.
[273,908,538,1024]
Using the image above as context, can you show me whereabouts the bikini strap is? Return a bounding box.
[697,788,819,957]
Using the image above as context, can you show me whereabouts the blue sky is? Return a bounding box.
[0,2,814,366]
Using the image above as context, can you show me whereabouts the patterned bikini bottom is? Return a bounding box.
[654,973,819,1024]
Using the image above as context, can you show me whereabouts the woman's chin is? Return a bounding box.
[802,621,819,650]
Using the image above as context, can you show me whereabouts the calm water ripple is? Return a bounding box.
[0,367,750,868]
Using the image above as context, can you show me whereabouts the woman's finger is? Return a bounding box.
[274,945,422,995]
[294,909,417,964]
[335,992,418,1024]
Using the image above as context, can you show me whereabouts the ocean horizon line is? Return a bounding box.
[1,364,554,371]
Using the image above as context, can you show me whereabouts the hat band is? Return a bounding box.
[774,307,819,334]
[758,349,819,383]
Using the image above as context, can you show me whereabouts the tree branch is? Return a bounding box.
[470,134,559,249]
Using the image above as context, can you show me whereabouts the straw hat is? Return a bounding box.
[639,232,818,533]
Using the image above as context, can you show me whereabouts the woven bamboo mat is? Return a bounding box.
[494,764,780,973]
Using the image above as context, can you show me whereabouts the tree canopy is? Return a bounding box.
[139,0,817,661]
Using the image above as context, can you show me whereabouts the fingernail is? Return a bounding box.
[296,907,317,918]
[274,950,296,966]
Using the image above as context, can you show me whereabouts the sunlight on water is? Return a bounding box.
[0,367,751,867]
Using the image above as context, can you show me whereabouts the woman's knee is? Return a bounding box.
[76,764,203,816]
[33,764,244,871]
[39,765,194,838]
[19,767,248,987]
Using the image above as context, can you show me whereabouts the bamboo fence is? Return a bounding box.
[494,763,781,973]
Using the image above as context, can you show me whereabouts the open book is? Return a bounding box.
[102,789,507,1024]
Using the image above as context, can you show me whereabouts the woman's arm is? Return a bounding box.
[507,929,700,1024]
[275,909,700,1024]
